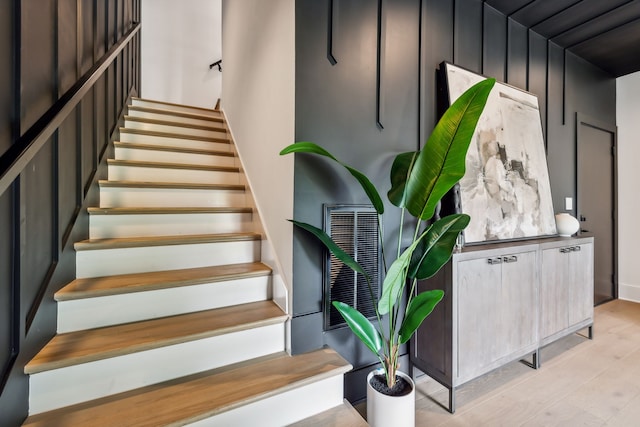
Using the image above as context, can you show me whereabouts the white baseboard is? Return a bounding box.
[618,282,640,303]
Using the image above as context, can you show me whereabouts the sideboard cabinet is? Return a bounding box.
[411,236,594,413]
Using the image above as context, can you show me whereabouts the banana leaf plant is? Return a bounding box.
[280,78,495,391]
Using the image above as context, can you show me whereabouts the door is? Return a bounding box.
[577,113,617,305]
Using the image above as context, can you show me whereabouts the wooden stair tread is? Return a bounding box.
[289,399,368,427]
[56,262,272,301]
[74,232,262,251]
[87,206,252,215]
[25,301,287,374]
[107,158,239,172]
[98,180,245,191]
[114,141,235,156]
[131,97,220,115]
[128,105,224,123]
[23,348,352,427]
[119,127,230,143]
[125,115,227,133]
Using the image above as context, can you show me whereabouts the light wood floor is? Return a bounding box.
[358,299,640,426]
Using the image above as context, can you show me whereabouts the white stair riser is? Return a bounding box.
[114,146,236,167]
[76,240,261,278]
[99,186,247,208]
[28,323,285,415]
[124,119,228,139]
[57,276,272,333]
[131,99,221,117]
[186,375,345,427]
[89,212,253,239]
[120,131,230,152]
[108,164,240,185]
[127,109,223,127]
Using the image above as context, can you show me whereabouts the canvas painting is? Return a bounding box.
[442,63,557,243]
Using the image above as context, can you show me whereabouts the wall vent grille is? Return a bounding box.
[324,205,381,330]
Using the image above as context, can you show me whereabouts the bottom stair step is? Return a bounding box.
[289,399,368,427]
[23,348,352,427]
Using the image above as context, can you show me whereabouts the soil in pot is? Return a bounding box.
[369,373,413,397]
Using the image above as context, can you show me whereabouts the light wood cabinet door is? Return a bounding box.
[540,247,570,339]
[540,242,594,341]
[456,250,537,383]
[567,243,594,327]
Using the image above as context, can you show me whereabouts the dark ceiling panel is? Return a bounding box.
[571,18,640,76]
[510,0,581,27]
[484,0,533,16]
[552,1,640,47]
[486,0,640,76]
[532,0,632,38]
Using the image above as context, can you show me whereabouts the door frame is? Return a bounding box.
[576,112,618,302]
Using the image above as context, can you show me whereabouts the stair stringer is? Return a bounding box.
[223,112,290,347]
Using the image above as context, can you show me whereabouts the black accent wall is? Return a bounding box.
[293,0,615,402]
[0,1,140,424]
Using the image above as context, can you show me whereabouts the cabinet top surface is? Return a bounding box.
[455,235,594,259]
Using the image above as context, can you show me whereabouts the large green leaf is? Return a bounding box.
[404,78,495,220]
[408,214,470,280]
[289,220,368,278]
[377,237,423,315]
[280,142,384,214]
[398,290,444,344]
[332,301,382,355]
[387,151,418,208]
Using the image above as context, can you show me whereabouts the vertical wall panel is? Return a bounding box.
[95,75,107,154]
[0,0,13,156]
[58,112,79,247]
[96,0,107,58]
[58,0,78,96]
[22,144,54,320]
[546,42,570,212]
[20,0,56,133]
[482,4,506,81]
[116,55,123,115]
[80,0,95,75]
[422,0,453,140]
[117,0,123,39]
[528,31,547,137]
[81,88,95,194]
[107,63,115,132]
[454,0,482,73]
[108,0,116,47]
[507,19,527,90]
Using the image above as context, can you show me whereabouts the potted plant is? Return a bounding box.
[280,78,495,426]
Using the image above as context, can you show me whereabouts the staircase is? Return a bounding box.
[22,98,364,426]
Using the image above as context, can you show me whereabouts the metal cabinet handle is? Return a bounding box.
[560,246,581,253]
[487,257,503,265]
[572,246,581,252]
[503,255,518,263]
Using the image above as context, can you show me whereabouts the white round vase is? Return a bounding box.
[367,369,415,427]
[555,213,579,237]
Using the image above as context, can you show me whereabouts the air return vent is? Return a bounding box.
[324,205,381,330]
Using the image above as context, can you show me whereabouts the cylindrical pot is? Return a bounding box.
[555,213,579,237]
[367,369,415,427]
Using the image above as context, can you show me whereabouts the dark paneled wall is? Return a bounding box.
[0,1,140,424]
[294,0,615,402]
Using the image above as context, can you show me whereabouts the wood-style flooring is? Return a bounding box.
[358,299,640,426]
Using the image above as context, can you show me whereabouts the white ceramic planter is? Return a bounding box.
[555,213,579,236]
[367,369,415,427]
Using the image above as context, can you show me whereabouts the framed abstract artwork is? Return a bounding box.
[441,62,557,244]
